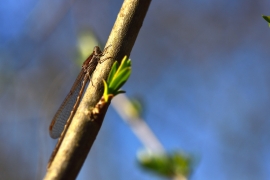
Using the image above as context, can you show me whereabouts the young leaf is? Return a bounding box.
[107,61,119,85]
[262,15,270,27]
[102,56,132,100]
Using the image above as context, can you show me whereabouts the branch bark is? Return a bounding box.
[44,0,151,179]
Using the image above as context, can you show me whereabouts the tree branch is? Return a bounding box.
[44,0,151,179]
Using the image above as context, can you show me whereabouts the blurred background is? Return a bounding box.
[1,0,270,179]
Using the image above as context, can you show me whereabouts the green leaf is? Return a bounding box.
[102,79,109,102]
[107,61,119,85]
[262,15,270,27]
[109,67,131,93]
[114,90,126,96]
[102,56,132,99]
[138,151,192,178]
[262,15,270,23]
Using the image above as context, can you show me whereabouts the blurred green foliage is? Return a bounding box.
[138,151,193,179]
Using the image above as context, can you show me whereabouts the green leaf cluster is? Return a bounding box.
[139,152,192,178]
[103,56,131,101]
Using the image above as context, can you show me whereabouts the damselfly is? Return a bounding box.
[48,46,107,167]
[49,46,103,139]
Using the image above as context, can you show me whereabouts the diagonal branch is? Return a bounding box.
[44,0,151,179]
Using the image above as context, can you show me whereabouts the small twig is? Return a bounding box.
[111,94,165,153]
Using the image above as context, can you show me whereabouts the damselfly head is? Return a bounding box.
[93,46,102,55]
